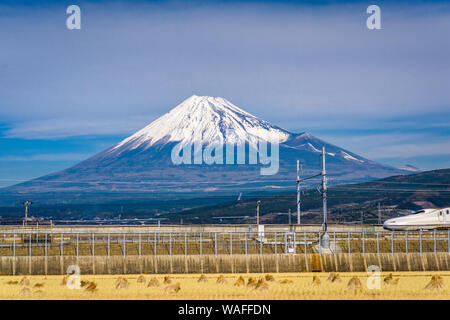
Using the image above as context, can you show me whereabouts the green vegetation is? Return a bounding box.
[169,169,450,224]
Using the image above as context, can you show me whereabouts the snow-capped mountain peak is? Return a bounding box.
[4,95,410,197]
[110,95,291,154]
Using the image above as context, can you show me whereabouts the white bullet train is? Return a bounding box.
[383,207,450,231]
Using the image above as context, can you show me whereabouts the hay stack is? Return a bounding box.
[384,273,399,285]
[147,277,160,287]
[19,277,30,286]
[80,280,90,287]
[115,277,129,290]
[137,275,146,284]
[255,278,269,292]
[163,276,172,284]
[265,274,275,282]
[216,275,227,284]
[164,282,181,294]
[279,279,293,284]
[424,275,444,291]
[33,283,44,288]
[84,281,98,293]
[234,276,245,287]
[327,273,342,283]
[6,280,18,285]
[311,276,321,287]
[247,277,257,288]
[346,276,363,293]
[198,274,208,283]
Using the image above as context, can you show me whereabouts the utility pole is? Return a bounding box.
[21,201,33,226]
[321,147,327,232]
[296,160,301,225]
[378,202,381,225]
[320,147,330,248]
[256,200,261,227]
[288,208,292,226]
[294,160,322,229]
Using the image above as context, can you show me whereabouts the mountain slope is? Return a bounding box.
[2,95,407,204]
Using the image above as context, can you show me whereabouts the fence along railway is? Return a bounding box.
[1,225,450,257]
[0,223,450,274]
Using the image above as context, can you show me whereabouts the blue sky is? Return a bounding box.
[0,0,449,187]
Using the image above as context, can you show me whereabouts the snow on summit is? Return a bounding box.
[111,95,290,154]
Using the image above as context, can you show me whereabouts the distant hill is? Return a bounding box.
[0,168,447,222]
[167,168,450,224]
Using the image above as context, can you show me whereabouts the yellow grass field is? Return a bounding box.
[0,272,449,300]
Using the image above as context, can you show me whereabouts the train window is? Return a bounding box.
[440,211,443,216]
[447,210,449,215]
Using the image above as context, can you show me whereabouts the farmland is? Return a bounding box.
[1,272,449,300]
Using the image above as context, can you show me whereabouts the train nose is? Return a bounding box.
[383,219,396,230]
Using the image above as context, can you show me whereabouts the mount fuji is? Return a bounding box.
[3,95,408,204]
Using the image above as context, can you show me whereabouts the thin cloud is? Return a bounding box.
[5,116,156,139]
[318,132,450,160]
[0,153,93,162]
[367,141,450,159]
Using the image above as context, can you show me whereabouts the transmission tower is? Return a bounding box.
[296,160,301,224]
